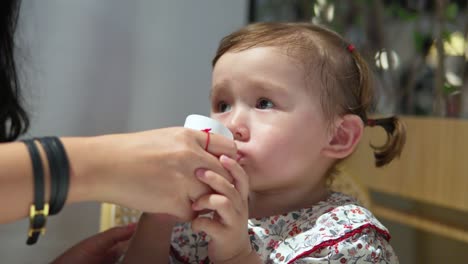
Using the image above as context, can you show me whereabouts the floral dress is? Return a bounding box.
[169,192,398,264]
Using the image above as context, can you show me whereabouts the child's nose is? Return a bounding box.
[226,110,250,142]
[232,125,249,141]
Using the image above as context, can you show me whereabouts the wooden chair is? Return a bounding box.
[343,116,468,244]
[100,203,141,231]
[330,166,372,209]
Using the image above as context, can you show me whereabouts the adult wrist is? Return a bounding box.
[22,137,71,245]
[61,136,104,204]
[144,213,179,226]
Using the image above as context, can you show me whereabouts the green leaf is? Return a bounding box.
[445,3,459,21]
[442,30,452,42]
[443,83,458,95]
[413,31,425,53]
[396,7,418,21]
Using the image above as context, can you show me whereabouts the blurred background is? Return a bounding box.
[250,0,468,118]
[0,0,466,263]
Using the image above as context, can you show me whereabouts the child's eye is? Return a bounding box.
[217,101,231,112]
[256,98,274,109]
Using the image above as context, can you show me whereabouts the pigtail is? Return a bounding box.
[348,43,406,167]
[367,116,406,167]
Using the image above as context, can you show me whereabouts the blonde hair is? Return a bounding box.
[213,22,405,167]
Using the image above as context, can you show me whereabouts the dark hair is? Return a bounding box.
[0,0,29,142]
[213,22,406,167]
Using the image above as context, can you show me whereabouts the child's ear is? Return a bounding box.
[322,115,364,159]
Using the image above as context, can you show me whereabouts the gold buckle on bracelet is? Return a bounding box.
[28,203,49,236]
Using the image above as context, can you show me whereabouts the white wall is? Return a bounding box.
[0,1,247,263]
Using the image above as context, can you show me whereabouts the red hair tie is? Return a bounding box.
[347,44,355,52]
[202,128,212,151]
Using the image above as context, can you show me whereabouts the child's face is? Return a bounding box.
[210,46,331,193]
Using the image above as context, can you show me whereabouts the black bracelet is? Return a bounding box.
[37,137,59,215]
[36,137,70,216]
[49,137,70,215]
[22,139,49,245]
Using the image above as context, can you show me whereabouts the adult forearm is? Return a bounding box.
[0,142,35,223]
[0,137,100,224]
[1,127,237,224]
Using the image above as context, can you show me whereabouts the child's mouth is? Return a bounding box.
[236,151,246,163]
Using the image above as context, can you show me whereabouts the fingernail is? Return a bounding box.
[195,169,206,178]
[126,222,137,231]
[220,155,229,162]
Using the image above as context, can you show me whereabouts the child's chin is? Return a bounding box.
[249,182,266,192]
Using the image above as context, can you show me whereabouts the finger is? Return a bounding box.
[52,224,136,264]
[191,216,225,241]
[196,152,234,184]
[83,224,136,254]
[192,194,238,226]
[189,163,234,204]
[219,155,249,201]
[194,129,237,159]
[187,168,222,206]
[186,155,222,204]
[196,169,239,203]
[104,240,130,264]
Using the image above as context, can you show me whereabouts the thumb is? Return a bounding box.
[103,240,131,264]
[52,223,137,264]
[85,223,137,253]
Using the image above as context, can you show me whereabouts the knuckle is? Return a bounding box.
[172,145,198,161]
[183,148,198,160]
[218,196,231,208]
[176,128,195,145]
[204,170,217,180]
[229,141,237,152]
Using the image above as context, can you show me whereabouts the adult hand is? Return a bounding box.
[66,127,237,221]
[52,224,136,264]
[122,213,179,263]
